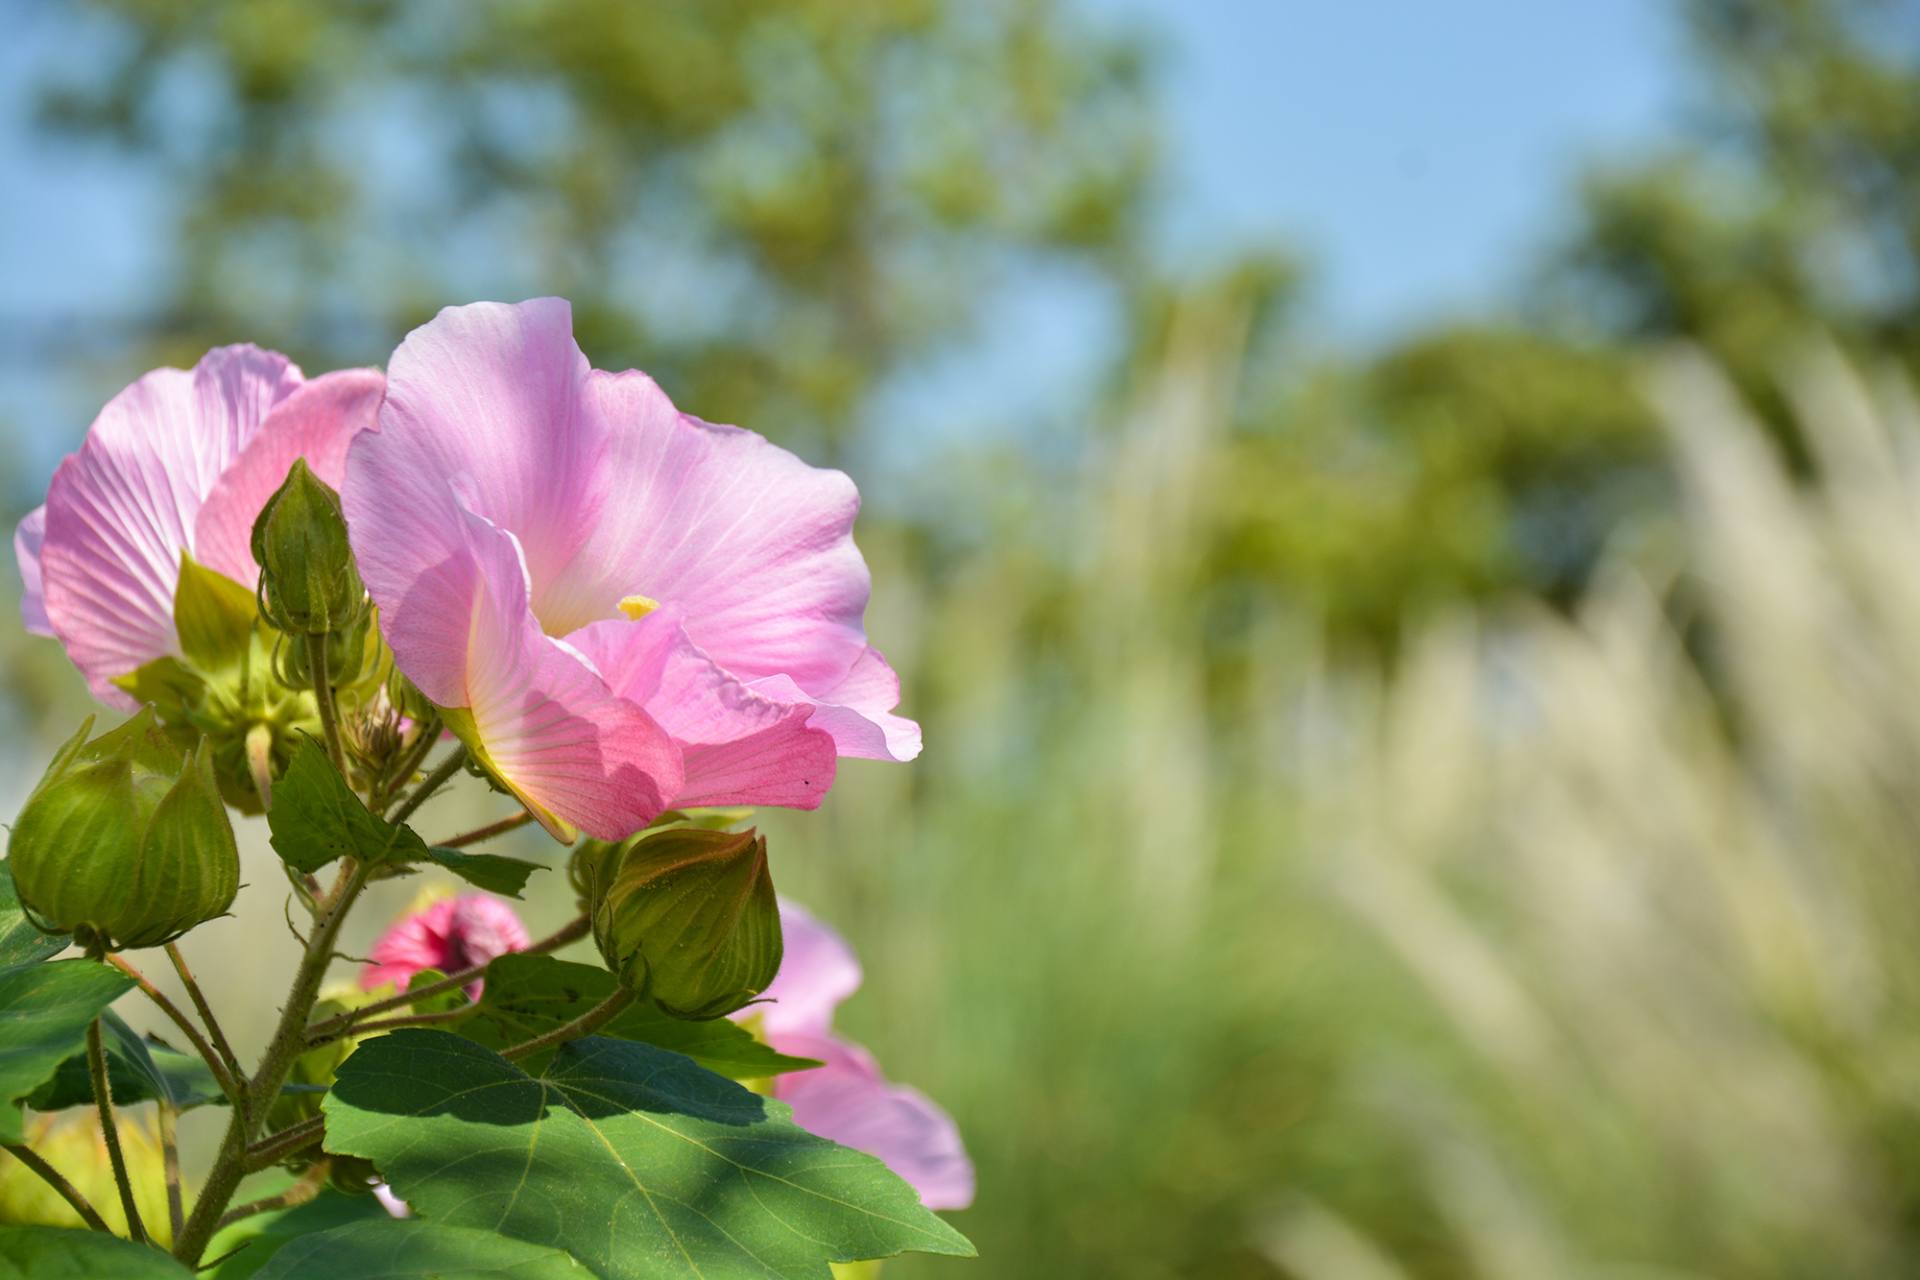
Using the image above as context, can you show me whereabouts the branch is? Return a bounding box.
[387,747,469,827]
[104,955,241,1106]
[163,943,246,1110]
[438,809,534,849]
[156,1101,184,1242]
[216,1159,330,1230]
[502,988,634,1062]
[307,632,350,777]
[303,915,589,1046]
[2,1143,111,1232]
[87,1018,147,1244]
[243,1117,326,1173]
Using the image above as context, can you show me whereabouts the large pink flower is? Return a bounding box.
[750,901,974,1212]
[359,893,531,995]
[15,346,384,705]
[342,299,918,843]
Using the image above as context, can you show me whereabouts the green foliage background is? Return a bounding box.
[8,0,1920,1276]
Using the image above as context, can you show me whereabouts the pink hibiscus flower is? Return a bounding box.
[751,901,974,1212]
[16,347,383,705]
[359,894,531,995]
[341,298,918,843]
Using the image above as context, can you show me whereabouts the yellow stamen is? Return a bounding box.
[619,594,661,621]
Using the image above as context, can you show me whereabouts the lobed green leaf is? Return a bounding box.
[0,958,133,1143]
[0,1224,193,1277]
[251,1220,589,1279]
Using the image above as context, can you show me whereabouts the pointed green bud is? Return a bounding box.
[588,827,782,1019]
[251,458,365,635]
[7,710,240,951]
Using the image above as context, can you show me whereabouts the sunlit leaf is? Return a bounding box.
[251,1220,589,1279]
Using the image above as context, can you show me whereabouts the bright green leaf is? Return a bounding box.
[466,953,818,1080]
[0,958,133,1142]
[251,1220,590,1279]
[0,875,63,967]
[0,1224,193,1277]
[174,554,261,672]
[26,1010,226,1112]
[324,1030,974,1280]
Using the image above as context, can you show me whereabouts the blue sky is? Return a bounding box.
[0,0,1685,482]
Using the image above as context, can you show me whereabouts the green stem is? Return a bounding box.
[3,1143,111,1233]
[439,809,534,848]
[306,632,349,778]
[316,1006,469,1044]
[502,988,634,1063]
[388,747,469,828]
[156,1101,184,1243]
[105,955,240,1108]
[163,943,246,1114]
[216,1160,329,1231]
[242,1117,325,1173]
[304,915,589,1045]
[376,717,442,815]
[172,861,371,1265]
[87,1018,147,1244]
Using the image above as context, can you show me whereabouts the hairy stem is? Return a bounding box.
[306,632,349,778]
[104,955,240,1107]
[439,809,534,848]
[216,1160,330,1231]
[388,747,469,828]
[87,1018,147,1244]
[243,1116,326,1172]
[318,1006,470,1043]
[304,915,589,1045]
[3,1143,111,1233]
[163,943,245,1112]
[156,1101,184,1242]
[502,988,635,1062]
[376,717,442,816]
[172,861,371,1265]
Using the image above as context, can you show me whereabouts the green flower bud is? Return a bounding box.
[8,709,239,952]
[588,827,782,1020]
[251,458,366,635]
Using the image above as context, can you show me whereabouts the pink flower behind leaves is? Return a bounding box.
[360,894,531,996]
[341,298,918,844]
[749,902,974,1212]
[15,347,383,705]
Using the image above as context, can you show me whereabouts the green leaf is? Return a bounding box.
[0,958,133,1143]
[0,1224,194,1277]
[417,845,542,898]
[251,1220,590,1279]
[204,1187,388,1280]
[270,738,539,895]
[324,1030,974,1279]
[466,953,819,1080]
[174,553,261,672]
[268,737,398,874]
[0,874,63,967]
[25,1010,226,1112]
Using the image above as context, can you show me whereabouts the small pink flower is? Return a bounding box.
[359,894,531,995]
[16,347,383,704]
[342,299,918,843]
[749,902,974,1212]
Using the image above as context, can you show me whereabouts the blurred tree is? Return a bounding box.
[33,0,1157,454]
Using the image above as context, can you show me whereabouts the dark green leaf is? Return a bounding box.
[204,1186,389,1280]
[0,874,63,967]
[324,1030,974,1279]
[0,958,133,1142]
[268,737,402,874]
[252,1220,589,1279]
[417,846,542,898]
[25,1010,226,1111]
[467,953,818,1080]
[0,1225,193,1277]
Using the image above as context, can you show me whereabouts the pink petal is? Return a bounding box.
[749,900,863,1040]
[439,513,683,842]
[566,369,875,691]
[38,346,305,699]
[15,506,50,637]
[750,646,922,763]
[192,368,385,586]
[347,298,603,638]
[772,1031,975,1212]
[360,894,531,994]
[569,611,837,810]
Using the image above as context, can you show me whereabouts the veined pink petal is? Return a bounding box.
[39,346,305,699]
[771,1031,976,1212]
[193,368,385,586]
[569,611,837,810]
[750,646,923,763]
[440,513,683,842]
[749,900,863,1040]
[360,894,531,996]
[567,369,874,690]
[15,506,50,637]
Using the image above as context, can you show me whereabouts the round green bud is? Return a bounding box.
[251,458,366,635]
[7,709,240,952]
[588,827,782,1020]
